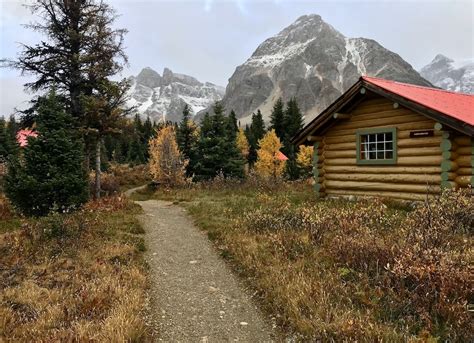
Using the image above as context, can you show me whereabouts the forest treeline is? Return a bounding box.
[0,0,312,216]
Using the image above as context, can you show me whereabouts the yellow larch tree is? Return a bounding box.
[254,129,285,179]
[236,128,249,160]
[148,125,188,186]
[296,145,314,177]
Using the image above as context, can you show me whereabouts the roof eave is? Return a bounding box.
[292,78,474,145]
[291,79,364,146]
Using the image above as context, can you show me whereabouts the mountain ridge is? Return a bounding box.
[202,14,431,124]
[419,54,474,94]
[127,67,224,122]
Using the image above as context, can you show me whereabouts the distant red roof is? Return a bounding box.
[16,129,38,147]
[276,151,288,161]
[362,76,474,126]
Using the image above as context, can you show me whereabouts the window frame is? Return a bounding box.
[356,127,397,165]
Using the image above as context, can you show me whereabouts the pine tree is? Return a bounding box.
[177,104,199,176]
[254,130,285,179]
[193,103,244,181]
[270,98,285,140]
[82,79,131,197]
[2,0,128,121]
[227,110,238,139]
[128,137,146,166]
[283,98,304,179]
[283,98,304,151]
[177,104,193,159]
[149,126,187,187]
[5,91,88,216]
[5,115,19,157]
[0,117,8,160]
[246,110,266,166]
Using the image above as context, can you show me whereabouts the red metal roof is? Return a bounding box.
[16,129,38,147]
[362,76,474,126]
[276,151,288,161]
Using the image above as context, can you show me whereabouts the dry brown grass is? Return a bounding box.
[0,195,150,342]
[149,182,473,341]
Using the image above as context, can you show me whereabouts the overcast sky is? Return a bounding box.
[1,0,473,116]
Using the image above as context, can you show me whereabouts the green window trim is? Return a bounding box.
[356,127,398,165]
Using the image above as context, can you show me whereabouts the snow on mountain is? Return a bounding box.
[209,14,430,124]
[127,67,224,122]
[420,54,474,94]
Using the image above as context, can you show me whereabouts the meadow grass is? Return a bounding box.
[0,195,150,342]
[142,181,472,342]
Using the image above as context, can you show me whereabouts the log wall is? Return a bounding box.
[316,96,473,200]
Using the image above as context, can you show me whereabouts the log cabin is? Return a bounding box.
[292,76,474,201]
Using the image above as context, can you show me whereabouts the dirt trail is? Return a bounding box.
[130,190,276,342]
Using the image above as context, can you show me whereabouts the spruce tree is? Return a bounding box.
[246,110,266,166]
[283,98,304,148]
[5,115,20,158]
[5,91,88,216]
[141,116,154,160]
[177,104,193,159]
[227,110,238,139]
[193,103,244,181]
[283,98,304,179]
[128,137,146,166]
[0,117,8,160]
[2,0,128,121]
[270,98,285,140]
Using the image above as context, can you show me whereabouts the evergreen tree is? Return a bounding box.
[5,91,88,216]
[0,117,8,160]
[270,98,285,140]
[143,116,154,142]
[246,110,266,166]
[177,104,193,159]
[5,115,19,157]
[283,98,304,179]
[2,0,128,121]
[227,110,238,139]
[128,137,146,166]
[2,0,129,198]
[283,98,304,150]
[193,103,244,181]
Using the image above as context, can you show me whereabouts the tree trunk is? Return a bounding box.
[95,139,101,199]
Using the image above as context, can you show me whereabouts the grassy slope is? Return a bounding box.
[135,183,472,342]
[0,195,150,342]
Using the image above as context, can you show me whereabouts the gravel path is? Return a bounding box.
[134,197,277,342]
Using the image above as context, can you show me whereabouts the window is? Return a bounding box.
[356,128,397,165]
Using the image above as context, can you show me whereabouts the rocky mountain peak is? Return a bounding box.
[420,55,474,94]
[136,67,162,88]
[127,67,224,122]
[162,67,174,85]
[217,14,430,124]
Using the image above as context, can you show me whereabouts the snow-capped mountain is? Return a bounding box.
[420,54,474,94]
[127,67,224,122]
[212,14,430,123]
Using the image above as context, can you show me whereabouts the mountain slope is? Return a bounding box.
[217,14,430,123]
[127,67,224,122]
[420,54,474,94]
